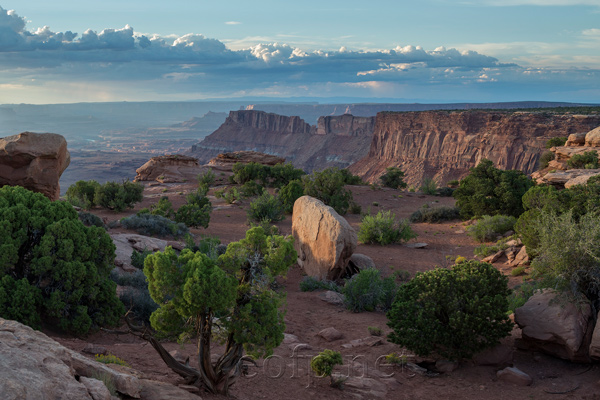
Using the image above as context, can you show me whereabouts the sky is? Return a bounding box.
[0,0,599,104]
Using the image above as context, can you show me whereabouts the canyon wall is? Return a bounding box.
[348,111,600,186]
[190,110,374,172]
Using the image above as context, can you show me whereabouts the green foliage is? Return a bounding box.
[299,276,340,292]
[95,180,144,212]
[409,206,461,223]
[338,169,364,185]
[247,192,285,223]
[387,260,513,360]
[379,167,408,189]
[0,276,42,329]
[343,268,399,312]
[231,162,270,185]
[511,266,526,276]
[144,226,297,394]
[420,177,437,195]
[146,197,175,219]
[131,249,152,269]
[0,186,124,334]
[214,186,240,204]
[197,169,216,188]
[466,215,517,243]
[567,150,599,169]
[121,214,189,238]
[436,187,455,197]
[473,237,511,258]
[311,350,343,378]
[269,163,306,188]
[78,211,105,228]
[368,326,383,336]
[278,179,304,213]
[546,136,568,148]
[239,181,265,198]
[95,354,130,367]
[452,159,534,219]
[112,269,158,325]
[66,180,100,209]
[302,167,353,215]
[175,188,212,228]
[538,151,555,169]
[358,211,416,245]
[507,281,543,314]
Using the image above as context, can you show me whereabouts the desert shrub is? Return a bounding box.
[239,181,265,198]
[66,180,101,209]
[358,210,416,245]
[466,215,517,243]
[142,226,296,394]
[387,260,513,360]
[511,266,526,276]
[409,206,461,223]
[447,179,460,188]
[299,276,340,292]
[269,163,306,187]
[302,167,353,215]
[538,151,554,169]
[175,188,212,228]
[139,196,175,219]
[379,276,400,311]
[95,180,144,212]
[311,350,343,382]
[247,192,285,223]
[546,136,568,148]
[231,162,270,185]
[348,201,362,214]
[420,177,437,195]
[131,249,152,269]
[338,169,364,185]
[78,211,105,227]
[473,237,511,258]
[278,179,304,213]
[436,187,455,197]
[507,281,544,314]
[119,284,158,324]
[121,213,189,238]
[343,268,399,312]
[453,159,533,219]
[368,326,383,336]
[197,169,216,189]
[0,186,124,334]
[379,167,407,189]
[215,186,240,204]
[567,150,599,169]
[95,354,129,367]
[0,276,42,329]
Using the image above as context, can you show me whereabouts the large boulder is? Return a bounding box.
[207,150,285,172]
[0,318,141,399]
[292,196,357,280]
[0,132,70,200]
[588,312,600,360]
[585,126,600,147]
[111,233,168,271]
[514,290,594,362]
[134,154,204,182]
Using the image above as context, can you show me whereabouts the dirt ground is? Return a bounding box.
[51,177,600,400]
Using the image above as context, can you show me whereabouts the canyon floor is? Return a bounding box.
[49,178,600,400]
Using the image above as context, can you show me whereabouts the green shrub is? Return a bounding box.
[0,186,124,334]
[231,162,270,185]
[66,180,101,209]
[95,180,144,212]
[473,238,510,258]
[0,276,42,329]
[299,276,340,292]
[507,281,543,314]
[269,163,306,187]
[311,350,343,379]
[436,187,455,197]
[197,169,216,188]
[420,177,437,195]
[387,260,513,360]
[78,211,105,228]
[215,186,240,204]
[511,266,526,276]
[546,136,567,148]
[538,151,554,169]
[239,181,265,198]
[247,192,285,223]
[447,179,460,188]
[278,180,304,213]
[380,167,407,189]
[343,268,399,312]
[368,326,383,336]
[348,201,362,214]
[175,189,212,228]
[95,354,129,367]
[358,211,416,245]
[302,167,353,215]
[409,206,461,223]
[567,150,599,169]
[121,214,189,238]
[338,169,364,185]
[453,159,533,219]
[131,249,152,269]
[467,215,517,243]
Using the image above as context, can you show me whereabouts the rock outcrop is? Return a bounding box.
[207,150,285,171]
[190,110,374,172]
[292,196,357,280]
[348,111,600,187]
[514,290,594,363]
[134,154,204,183]
[111,233,168,272]
[0,132,70,200]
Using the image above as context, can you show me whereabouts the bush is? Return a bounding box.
[380,167,407,189]
[343,268,399,312]
[538,151,554,169]
[78,211,105,227]
[95,180,144,212]
[197,169,216,188]
[302,167,353,215]
[299,276,340,292]
[95,354,129,367]
[453,159,533,219]
[507,281,543,314]
[436,187,455,197]
[0,186,124,334]
[567,150,599,169]
[175,189,212,228]
[215,186,240,204]
[66,180,101,209]
[338,169,364,185]
[0,276,42,329]
[409,206,461,223]
[467,215,517,243]
[420,177,437,195]
[358,211,416,245]
[269,163,306,188]
[247,192,285,223]
[311,350,343,380]
[239,181,265,198]
[121,213,189,238]
[546,136,567,148]
[387,260,513,360]
[131,249,152,269]
[231,162,270,185]
[278,179,304,213]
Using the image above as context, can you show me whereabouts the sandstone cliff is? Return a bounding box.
[348,111,600,186]
[190,110,374,172]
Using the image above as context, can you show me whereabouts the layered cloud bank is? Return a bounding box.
[0,6,598,103]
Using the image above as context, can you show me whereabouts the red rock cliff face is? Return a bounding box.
[348,111,600,186]
[190,110,374,172]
